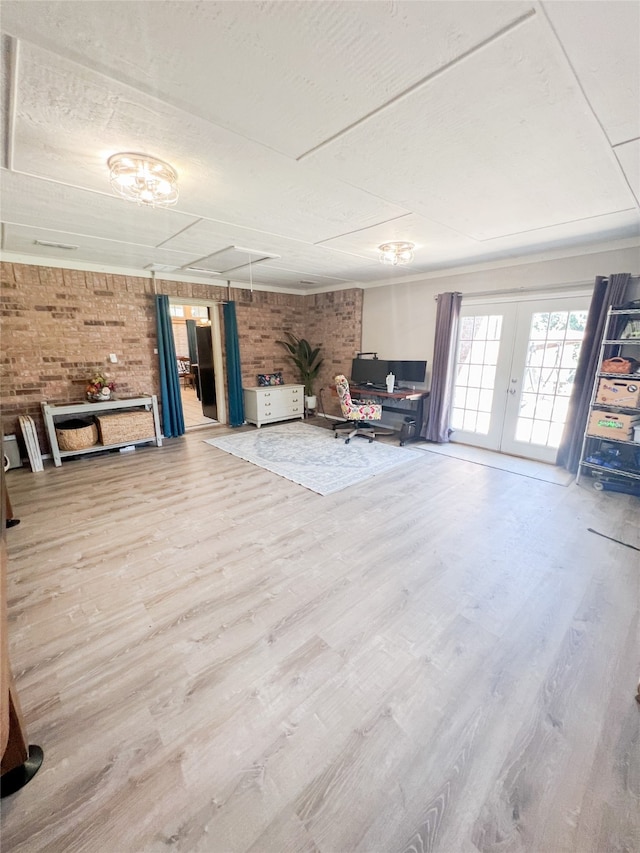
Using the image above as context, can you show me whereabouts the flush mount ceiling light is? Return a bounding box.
[107,153,178,206]
[378,241,415,265]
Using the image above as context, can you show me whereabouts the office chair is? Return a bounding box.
[333,374,386,443]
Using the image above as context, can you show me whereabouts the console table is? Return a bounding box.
[42,396,162,467]
[244,384,304,428]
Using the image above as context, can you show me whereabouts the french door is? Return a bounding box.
[451,296,589,464]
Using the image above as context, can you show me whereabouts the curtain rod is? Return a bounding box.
[434,280,597,300]
[435,275,639,300]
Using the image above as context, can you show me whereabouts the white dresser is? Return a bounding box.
[243,384,305,427]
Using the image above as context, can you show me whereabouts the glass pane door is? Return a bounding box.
[501,300,588,462]
[451,306,515,450]
[450,297,589,463]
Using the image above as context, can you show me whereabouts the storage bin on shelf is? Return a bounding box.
[595,378,640,407]
[96,410,155,445]
[55,418,98,451]
[587,410,640,440]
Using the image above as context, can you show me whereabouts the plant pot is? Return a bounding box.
[87,388,111,402]
[305,395,317,411]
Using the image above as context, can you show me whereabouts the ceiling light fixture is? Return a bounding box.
[107,152,178,207]
[377,241,415,266]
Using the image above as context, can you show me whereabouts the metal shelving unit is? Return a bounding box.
[576,308,640,493]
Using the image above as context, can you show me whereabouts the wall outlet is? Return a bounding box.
[109,353,118,363]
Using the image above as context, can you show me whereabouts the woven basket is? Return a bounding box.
[96,411,154,445]
[56,419,98,451]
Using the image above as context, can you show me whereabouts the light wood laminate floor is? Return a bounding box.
[2,425,639,853]
[181,386,218,429]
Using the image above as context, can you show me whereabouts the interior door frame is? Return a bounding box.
[169,297,227,426]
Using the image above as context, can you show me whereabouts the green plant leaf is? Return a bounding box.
[275,332,323,396]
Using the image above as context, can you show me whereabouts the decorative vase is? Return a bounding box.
[87,388,111,402]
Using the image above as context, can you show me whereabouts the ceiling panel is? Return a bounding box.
[304,13,635,240]
[322,209,640,272]
[318,213,477,260]
[615,140,640,205]
[163,220,420,282]
[0,170,198,245]
[186,246,281,274]
[542,0,640,146]
[2,223,198,270]
[0,0,531,158]
[11,43,409,243]
[225,265,350,290]
[1,2,638,287]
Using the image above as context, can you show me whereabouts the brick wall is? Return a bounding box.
[0,262,363,452]
[305,289,364,418]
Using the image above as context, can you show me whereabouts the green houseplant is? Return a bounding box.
[276,332,323,408]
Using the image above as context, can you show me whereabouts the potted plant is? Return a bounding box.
[276,332,323,410]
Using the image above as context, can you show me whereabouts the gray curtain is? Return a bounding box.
[556,273,630,473]
[422,292,462,443]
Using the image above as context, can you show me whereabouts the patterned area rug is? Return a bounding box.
[204,421,416,495]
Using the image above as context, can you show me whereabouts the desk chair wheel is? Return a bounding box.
[345,438,351,444]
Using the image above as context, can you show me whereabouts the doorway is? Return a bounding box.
[170,301,226,429]
[451,295,589,464]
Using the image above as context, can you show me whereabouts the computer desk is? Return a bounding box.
[348,384,429,444]
[349,384,426,402]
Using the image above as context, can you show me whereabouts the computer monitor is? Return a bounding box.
[350,358,390,385]
[388,360,427,384]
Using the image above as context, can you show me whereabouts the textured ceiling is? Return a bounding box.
[1,0,638,292]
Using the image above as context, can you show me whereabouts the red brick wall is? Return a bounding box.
[234,288,364,418]
[0,262,362,451]
[305,289,364,418]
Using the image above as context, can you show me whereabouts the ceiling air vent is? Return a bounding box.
[184,245,280,274]
[145,263,180,272]
[35,239,78,250]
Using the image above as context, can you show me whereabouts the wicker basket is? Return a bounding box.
[96,411,155,445]
[55,418,98,451]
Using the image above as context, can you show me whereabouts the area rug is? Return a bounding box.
[203,422,416,495]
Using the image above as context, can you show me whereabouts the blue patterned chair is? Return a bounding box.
[333,374,385,443]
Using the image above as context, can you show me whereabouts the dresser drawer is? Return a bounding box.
[254,389,300,416]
